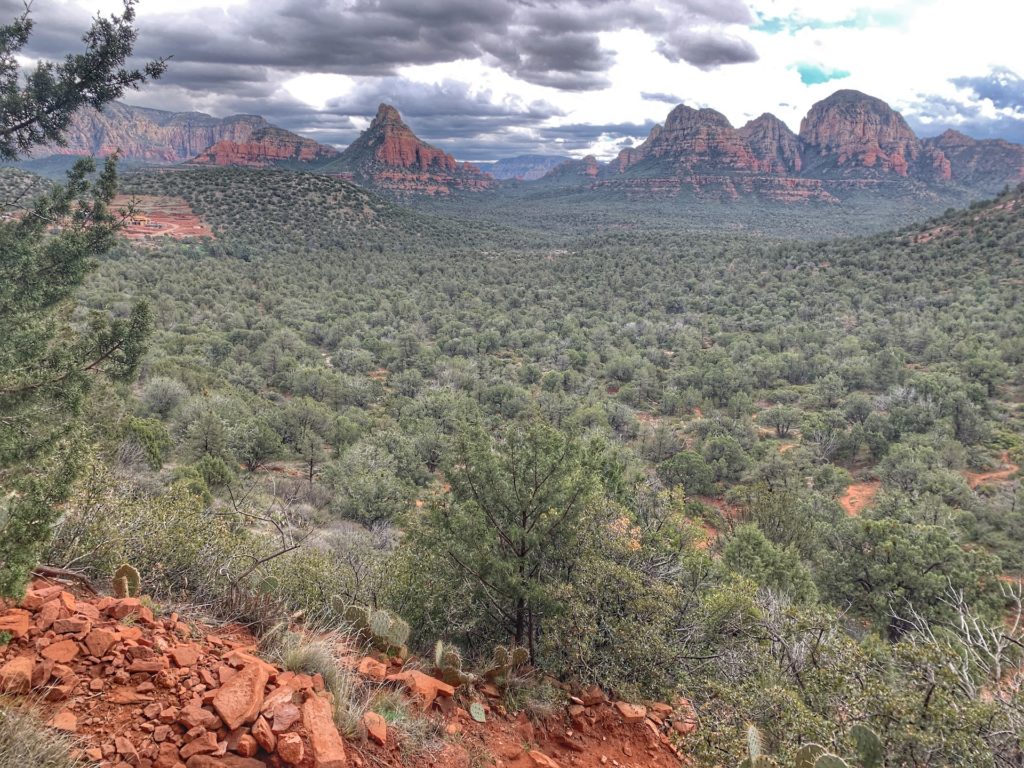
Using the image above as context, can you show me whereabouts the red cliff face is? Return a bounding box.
[923,130,1024,192]
[737,113,803,174]
[188,128,339,168]
[38,102,338,167]
[799,90,951,181]
[615,106,761,173]
[325,104,494,195]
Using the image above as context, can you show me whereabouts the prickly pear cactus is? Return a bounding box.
[112,563,141,597]
[795,744,827,768]
[815,756,851,768]
[849,724,883,768]
[469,702,486,723]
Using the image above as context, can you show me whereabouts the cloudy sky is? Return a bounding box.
[7,0,1024,160]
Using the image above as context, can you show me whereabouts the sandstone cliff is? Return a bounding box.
[322,104,495,195]
[37,102,338,167]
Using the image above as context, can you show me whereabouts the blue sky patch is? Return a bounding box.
[794,64,852,86]
[755,8,908,35]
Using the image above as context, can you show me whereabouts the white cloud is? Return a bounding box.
[31,0,1024,158]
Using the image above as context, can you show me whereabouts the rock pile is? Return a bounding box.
[0,582,347,768]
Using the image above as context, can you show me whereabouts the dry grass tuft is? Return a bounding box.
[0,704,85,768]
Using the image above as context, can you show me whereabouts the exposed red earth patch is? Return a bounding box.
[839,481,881,516]
[114,195,214,240]
[965,452,1020,489]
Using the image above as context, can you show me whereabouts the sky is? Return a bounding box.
[6,0,1024,161]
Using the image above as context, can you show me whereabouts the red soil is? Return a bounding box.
[114,195,214,240]
[964,452,1020,489]
[839,481,880,516]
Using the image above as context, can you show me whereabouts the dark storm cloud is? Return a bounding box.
[4,0,758,90]
[656,29,759,70]
[2,0,759,157]
[905,69,1024,145]
[950,68,1024,111]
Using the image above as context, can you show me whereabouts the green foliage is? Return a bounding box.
[723,525,817,603]
[813,757,850,768]
[848,724,883,768]
[408,419,605,654]
[0,1,165,160]
[0,0,162,598]
[338,601,409,654]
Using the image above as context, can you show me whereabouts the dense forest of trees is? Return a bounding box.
[31,166,1015,764]
[3,145,1023,766]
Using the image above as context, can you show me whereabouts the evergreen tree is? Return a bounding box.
[0,1,164,597]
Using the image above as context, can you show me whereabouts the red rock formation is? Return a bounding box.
[738,113,803,174]
[35,102,337,166]
[188,128,338,168]
[324,103,495,195]
[799,90,951,181]
[613,106,759,174]
[923,129,1024,192]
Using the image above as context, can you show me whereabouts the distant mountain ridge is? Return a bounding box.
[544,90,1024,202]
[38,102,338,167]
[27,91,1024,203]
[477,155,572,180]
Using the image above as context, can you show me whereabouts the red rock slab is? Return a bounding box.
[212,663,270,730]
[185,755,267,768]
[85,627,118,657]
[614,701,647,724]
[0,655,35,693]
[363,711,387,745]
[302,693,347,768]
[52,616,92,635]
[276,732,304,765]
[180,731,218,759]
[108,597,154,623]
[385,669,454,709]
[0,609,31,638]
[21,585,63,610]
[271,701,301,733]
[178,706,222,731]
[170,644,202,668]
[251,715,276,753]
[41,638,80,663]
[528,751,562,767]
[35,600,60,630]
[356,656,387,681]
[48,709,78,732]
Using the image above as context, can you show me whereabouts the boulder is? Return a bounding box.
[212,663,269,730]
[614,701,647,724]
[276,732,304,765]
[363,711,387,745]
[385,669,455,709]
[0,656,34,693]
[0,609,31,638]
[302,693,347,768]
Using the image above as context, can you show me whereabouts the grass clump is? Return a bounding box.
[0,705,85,768]
[370,689,445,758]
[260,624,371,738]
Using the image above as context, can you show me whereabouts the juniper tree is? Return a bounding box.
[0,1,164,597]
[419,419,604,659]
